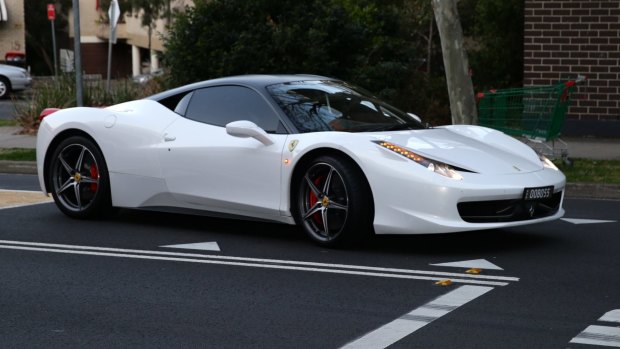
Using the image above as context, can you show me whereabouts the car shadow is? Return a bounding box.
[362,227,560,256]
[112,208,306,242]
[110,208,561,256]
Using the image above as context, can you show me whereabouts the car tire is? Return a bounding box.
[0,77,11,99]
[48,136,112,219]
[294,155,373,247]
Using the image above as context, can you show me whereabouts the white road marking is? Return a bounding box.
[0,189,53,210]
[430,259,503,270]
[562,218,617,225]
[600,310,620,323]
[0,201,53,210]
[161,241,221,252]
[0,240,517,286]
[570,325,620,347]
[340,285,494,349]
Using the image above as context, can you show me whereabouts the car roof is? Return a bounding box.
[146,74,337,101]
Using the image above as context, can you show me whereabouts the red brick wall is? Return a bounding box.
[524,0,620,122]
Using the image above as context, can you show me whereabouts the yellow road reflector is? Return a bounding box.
[0,190,52,209]
[466,268,482,274]
[435,279,453,286]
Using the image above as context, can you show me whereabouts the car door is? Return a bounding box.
[158,85,289,220]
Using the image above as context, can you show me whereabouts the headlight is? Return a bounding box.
[374,141,464,180]
[539,154,558,170]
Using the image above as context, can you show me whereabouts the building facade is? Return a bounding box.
[67,0,192,79]
[0,0,26,63]
[524,0,620,136]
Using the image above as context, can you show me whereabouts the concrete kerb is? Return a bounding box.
[564,183,620,200]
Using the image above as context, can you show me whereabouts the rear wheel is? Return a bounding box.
[294,155,372,247]
[48,136,112,218]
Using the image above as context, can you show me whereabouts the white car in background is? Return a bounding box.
[0,63,32,99]
[36,75,566,247]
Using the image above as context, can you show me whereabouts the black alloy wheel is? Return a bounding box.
[49,136,112,218]
[295,155,372,246]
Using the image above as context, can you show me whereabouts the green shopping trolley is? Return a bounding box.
[477,75,586,162]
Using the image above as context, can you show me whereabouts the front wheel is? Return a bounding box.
[48,136,112,218]
[0,77,11,99]
[294,155,373,247]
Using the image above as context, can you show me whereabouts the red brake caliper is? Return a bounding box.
[89,164,99,192]
[308,176,323,227]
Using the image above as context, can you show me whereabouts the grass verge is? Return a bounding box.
[0,120,18,127]
[555,158,620,184]
[0,148,36,161]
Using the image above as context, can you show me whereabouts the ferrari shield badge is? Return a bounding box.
[288,139,299,152]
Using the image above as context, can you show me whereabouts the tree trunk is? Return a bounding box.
[427,16,433,74]
[431,0,477,125]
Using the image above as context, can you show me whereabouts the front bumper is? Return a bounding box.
[367,162,566,235]
[10,75,32,91]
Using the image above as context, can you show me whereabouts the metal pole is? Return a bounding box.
[51,19,58,76]
[72,0,83,106]
[106,3,114,91]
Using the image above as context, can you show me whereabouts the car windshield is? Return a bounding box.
[267,80,426,133]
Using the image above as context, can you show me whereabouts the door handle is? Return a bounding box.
[164,134,176,142]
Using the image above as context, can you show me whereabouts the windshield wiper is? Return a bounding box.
[383,123,416,131]
[360,123,417,132]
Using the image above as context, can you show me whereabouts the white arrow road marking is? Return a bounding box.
[340,285,494,349]
[562,218,617,225]
[430,259,503,270]
[570,325,620,347]
[161,242,221,252]
[0,240,517,286]
[600,310,620,323]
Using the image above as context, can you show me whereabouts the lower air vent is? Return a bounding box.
[457,191,562,223]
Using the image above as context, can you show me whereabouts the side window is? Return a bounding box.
[184,86,281,133]
[174,92,193,115]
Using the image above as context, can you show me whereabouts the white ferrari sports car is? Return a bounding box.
[37,75,565,246]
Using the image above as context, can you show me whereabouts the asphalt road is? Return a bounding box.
[0,99,15,120]
[1,174,618,348]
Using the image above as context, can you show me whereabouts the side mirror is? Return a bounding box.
[408,112,432,128]
[226,120,274,146]
[407,112,422,123]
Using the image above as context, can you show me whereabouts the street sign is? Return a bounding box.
[108,0,120,29]
[47,4,55,21]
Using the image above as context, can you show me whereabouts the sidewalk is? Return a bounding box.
[562,137,620,161]
[0,126,36,149]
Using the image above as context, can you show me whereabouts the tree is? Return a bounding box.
[459,0,524,89]
[162,0,419,107]
[24,0,72,75]
[431,0,477,125]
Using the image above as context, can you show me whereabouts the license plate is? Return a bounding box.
[523,186,553,200]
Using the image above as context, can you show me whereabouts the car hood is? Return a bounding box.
[0,64,26,74]
[368,125,543,175]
